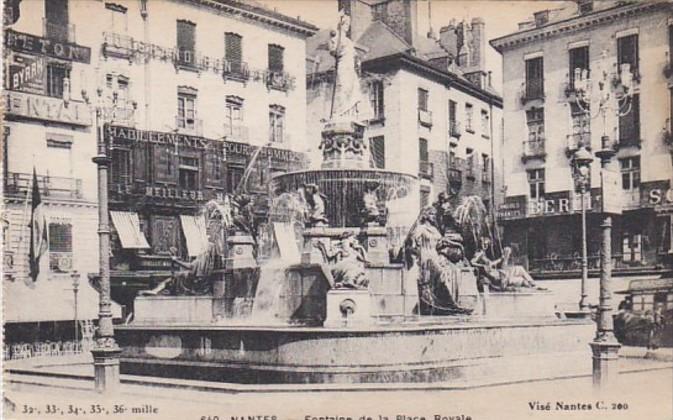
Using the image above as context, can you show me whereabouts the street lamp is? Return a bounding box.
[82,80,124,394]
[570,50,634,387]
[572,147,593,313]
[71,271,80,348]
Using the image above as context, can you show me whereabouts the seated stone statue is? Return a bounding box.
[470,237,505,291]
[303,183,329,227]
[497,246,538,289]
[316,231,369,289]
[361,190,388,227]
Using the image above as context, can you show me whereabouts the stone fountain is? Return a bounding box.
[114,13,594,384]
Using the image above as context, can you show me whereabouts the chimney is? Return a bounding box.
[438,20,458,57]
[470,17,486,73]
[376,0,418,47]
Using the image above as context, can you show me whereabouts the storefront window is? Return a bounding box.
[178,156,199,190]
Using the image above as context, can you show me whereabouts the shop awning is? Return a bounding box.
[4,277,122,323]
[110,211,150,249]
[180,215,209,257]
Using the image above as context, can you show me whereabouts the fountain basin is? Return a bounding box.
[271,168,417,227]
[115,318,594,384]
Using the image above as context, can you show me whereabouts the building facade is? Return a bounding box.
[306,0,504,236]
[3,0,316,344]
[491,0,673,278]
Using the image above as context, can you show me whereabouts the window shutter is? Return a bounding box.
[268,45,284,72]
[177,20,196,52]
[617,35,638,74]
[133,143,147,183]
[418,138,428,162]
[153,145,176,183]
[225,33,242,63]
[370,136,385,169]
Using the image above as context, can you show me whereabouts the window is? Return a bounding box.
[570,102,590,147]
[618,94,640,145]
[178,156,199,190]
[177,89,197,131]
[111,148,131,185]
[268,44,284,72]
[48,221,72,272]
[449,100,457,127]
[622,232,642,263]
[369,80,384,120]
[46,62,70,98]
[480,109,490,136]
[465,147,475,177]
[224,96,244,138]
[465,103,474,132]
[617,34,639,78]
[45,0,69,41]
[369,136,385,169]
[419,138,429,162]
[269,105,285,143]
[526,107,545,142]
[176,20,196,66]
[578,0,593,14]
[569,45,589,89]
[420,187,431,210]
[524,56,544,99]
[224,32,244,75]
[620,157,640,190]
[482,154,490,175]
[417,88,429,112]
[227,165,244,193]
[527,169,545,200]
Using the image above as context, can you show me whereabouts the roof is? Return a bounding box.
[358,21,412,61]
[194,0,319,36]
[491,0,670,53]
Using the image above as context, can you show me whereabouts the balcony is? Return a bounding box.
[449,121,462,138]
[419,160,434,180]
[102,32,135,61]
[418,109,433,128]
[175,116,203,136]
[43,18,75,43]
[5,172,83,199]
[521,138,546,162]
[266,71,294,92]
[173,49,202,72]
[566,132,591,157]
[222,59,250,82]
[448,157,463,186]
[520,79,544,104]
[223,124,249,142]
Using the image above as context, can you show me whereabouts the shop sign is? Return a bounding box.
[145,186,207,201]
[5,29,91,64]
[528,191,595,217]
[497,196,526,220]
[5,53,44,93]
[107,125,303,162]
[4,90,92,126]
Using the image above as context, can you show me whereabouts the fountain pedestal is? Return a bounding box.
[361,226,388,265]
[213,234,258,320]
[320,120,367,169]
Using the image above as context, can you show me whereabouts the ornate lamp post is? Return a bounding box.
[572,147,593,313]
[82,80,129,393]
[571,50,635,387]
[71,271,81,347]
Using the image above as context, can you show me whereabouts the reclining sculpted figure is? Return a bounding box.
[316,231,369,289]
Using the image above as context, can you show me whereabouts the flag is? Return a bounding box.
[28,168,48,282]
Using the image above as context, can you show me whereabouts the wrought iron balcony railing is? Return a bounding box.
[266,70,294,91]
[449,121,462,138]
[419,160,434,180]
[566,132,591,157]
[5,172,83,199]
[102,32,135,60]
[173,49,202,71]
[520,79,544,104]
[522,139,546,162]
[223,59,250,82]
[43,18,75,43]
[418,109,433,127]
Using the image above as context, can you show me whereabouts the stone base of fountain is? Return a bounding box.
[324,289,371,327]
[115,317,594,384]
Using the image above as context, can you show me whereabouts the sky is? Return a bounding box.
[259,0,576,92]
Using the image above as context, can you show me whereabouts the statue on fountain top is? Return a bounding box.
[328,10,372,124]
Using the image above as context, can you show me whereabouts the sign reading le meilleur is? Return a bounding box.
[4,90,92,126]
[5,29,91,64]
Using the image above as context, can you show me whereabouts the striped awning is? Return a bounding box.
[180,215,209,257]
[110,211,150,249]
